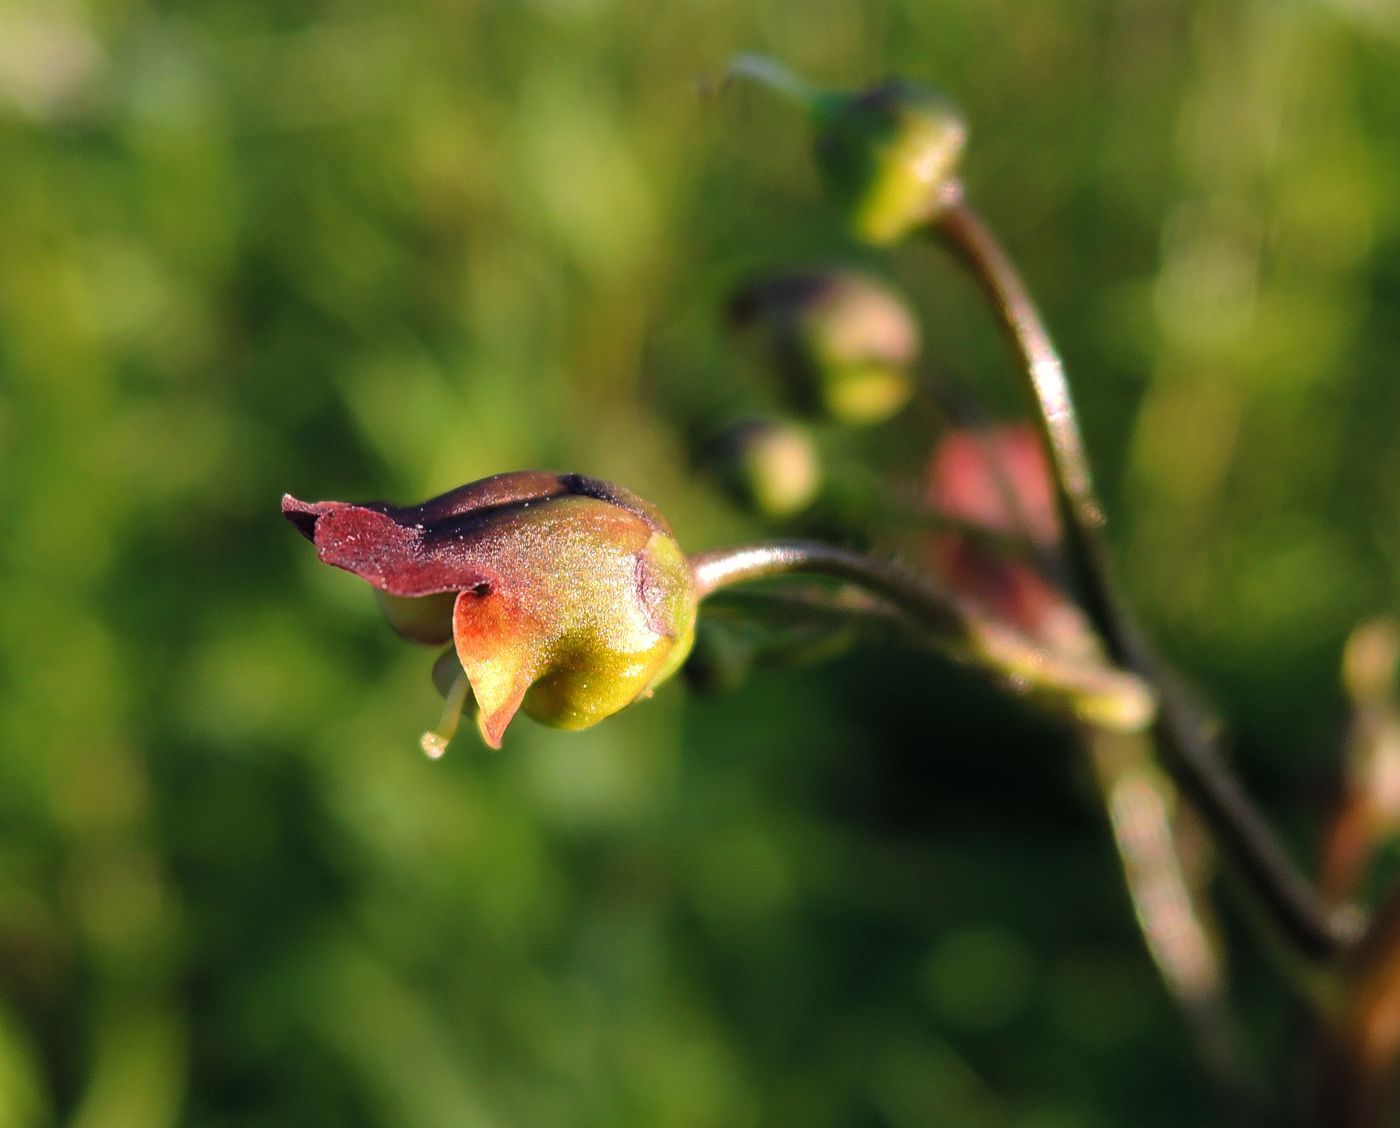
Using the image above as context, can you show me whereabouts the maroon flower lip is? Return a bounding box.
[281,471,674,598]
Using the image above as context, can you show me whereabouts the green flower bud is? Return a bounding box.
[725,57,965,246]
[707,418,822,518]
[730,269,919,424]
[284,472,697,749]
[812,80,967,246]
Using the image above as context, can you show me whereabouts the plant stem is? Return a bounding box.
[1309,621,1400,1124]
[933,191,1353,963]
[1085,727,1263,1114]
[690,540,1156,734]
[700,584,915,641]
[935,190,1121,634]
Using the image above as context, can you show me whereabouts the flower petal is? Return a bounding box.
[282,494,495,597]
[452,586,541,749]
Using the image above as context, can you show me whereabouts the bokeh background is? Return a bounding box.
[2,1,1399,1124]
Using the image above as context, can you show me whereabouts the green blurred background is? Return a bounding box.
[2,0,1398,1124]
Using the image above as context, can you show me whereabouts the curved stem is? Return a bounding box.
[935,193,1122,638]
[938,192,1106,532]
[691,540,1156,734]
[933,193,1353,963]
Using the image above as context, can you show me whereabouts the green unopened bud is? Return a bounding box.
[284,472,698,748]
[725,57,965,247]
[729,270,918,424]
[707,419,822,518]
[812,80,966,245]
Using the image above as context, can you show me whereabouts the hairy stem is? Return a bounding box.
[691,541,1156,734]
[933,191,1352,963]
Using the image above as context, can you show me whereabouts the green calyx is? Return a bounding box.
[812,81,967,246]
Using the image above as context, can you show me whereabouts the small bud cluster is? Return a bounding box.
[282,58,1124,761]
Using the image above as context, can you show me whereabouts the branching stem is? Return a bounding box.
[934,190,1353,962]
[691,540,1156,735]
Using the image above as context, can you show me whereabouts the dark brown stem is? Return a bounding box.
[934,190,1352,963]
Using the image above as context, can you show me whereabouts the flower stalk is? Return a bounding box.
[691,540,1156,734]
[931,188,1355,963]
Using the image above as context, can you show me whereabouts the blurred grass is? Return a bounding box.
[1,0,1398,1124]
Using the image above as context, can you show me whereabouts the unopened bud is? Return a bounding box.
[725,56,966,246]
[812,80,967,245]
[925,424,1060,546]
[707,419,822,518]
[730,269,918,424]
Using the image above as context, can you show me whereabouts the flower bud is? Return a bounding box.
[923,425,1094,661]
[925,424,1060,547]
[812,80,967,246]
[726,56,965,246]
[284,471,697,748]
[706,418,821,518]
[729,269,918,424]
